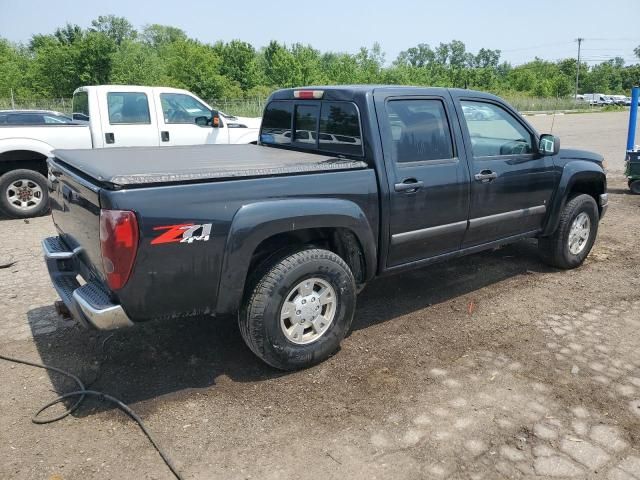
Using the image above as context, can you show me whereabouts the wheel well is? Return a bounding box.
[248,227,367,284]
[568,178,605,213]
[0,150,48,177]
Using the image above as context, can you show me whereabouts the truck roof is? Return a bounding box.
[269,85,503,102]
[73,85,196,96]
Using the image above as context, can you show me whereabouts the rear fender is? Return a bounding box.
[0,138,54,158]
[216,198,376,314]
[542,160,606,236]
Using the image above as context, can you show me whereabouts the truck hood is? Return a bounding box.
[558,148,604,164]
[225,116,262,129]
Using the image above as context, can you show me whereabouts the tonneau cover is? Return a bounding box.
[52,144,368,187]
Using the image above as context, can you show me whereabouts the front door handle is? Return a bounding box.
[105,132,115,144]
[474,170,498,183]
[394,178,424,193]
[161,131,170,142]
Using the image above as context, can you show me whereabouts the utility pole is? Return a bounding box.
[575,38,584,99]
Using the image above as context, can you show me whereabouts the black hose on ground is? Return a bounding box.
[0,352,185,480]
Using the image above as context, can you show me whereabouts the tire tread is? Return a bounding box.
[238,248,354,370]
[538,194,598,269]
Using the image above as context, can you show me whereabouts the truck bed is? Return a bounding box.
[53,144,368,188]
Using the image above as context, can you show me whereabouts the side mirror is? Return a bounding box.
[539,134,560,156]
[195,116,209,127]
[194,110,222,127]
[211,110,221,128]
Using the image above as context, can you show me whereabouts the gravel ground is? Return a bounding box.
[0,111,639,480]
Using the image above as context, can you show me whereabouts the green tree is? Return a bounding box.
[141,24,187,48]
[291,43,324,85]
[110,40,163,85]
[30,41,79,96]
[262,41,300,87]
[159,39,239,98]
[394,43,435,68]
[90,15,137,45]
[0,39,32,97]
[355,43,385,83]
[74,31,117,85]
[54,23,84,45]
[215,40,259,91]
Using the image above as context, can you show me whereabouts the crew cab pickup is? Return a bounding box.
[0,85,260,218]
[43,86,608,370]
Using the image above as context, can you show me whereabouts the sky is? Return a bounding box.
[1,0,639,66]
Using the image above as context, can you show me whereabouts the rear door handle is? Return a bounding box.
[474,170,498,182]
[394,178,424,193]
[161,131,170,142]
[105,132,115,144]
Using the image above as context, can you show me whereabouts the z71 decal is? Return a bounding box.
[151,223,212,245]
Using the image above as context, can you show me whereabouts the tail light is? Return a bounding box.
[99,209,139,290]
[293,90,324,99]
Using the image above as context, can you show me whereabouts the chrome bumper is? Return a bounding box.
[599,193,609,218]
[42,236,134,330]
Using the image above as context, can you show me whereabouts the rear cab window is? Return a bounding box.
[260,101,293,145]
[72,91,90,122]
[261,100,363,157]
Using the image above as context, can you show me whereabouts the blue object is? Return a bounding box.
[627,86,639,151]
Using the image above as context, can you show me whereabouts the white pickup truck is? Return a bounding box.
[0,85,261,218]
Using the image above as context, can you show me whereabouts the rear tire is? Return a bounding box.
[0,169,49,218]
[538,194,599,269]
[239,248,356,370]
[629,180,640,195]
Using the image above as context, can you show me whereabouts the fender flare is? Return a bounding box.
[542,160,606,236]
[0,138,55,158]
[215,198,377,314]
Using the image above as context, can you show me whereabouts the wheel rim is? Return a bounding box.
[280,277,337,345]
[568,212,591,255]
[6,178,43,211]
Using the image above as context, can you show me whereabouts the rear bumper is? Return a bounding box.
[42,236,134,330]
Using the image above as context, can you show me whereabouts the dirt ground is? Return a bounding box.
[1,111,639,480]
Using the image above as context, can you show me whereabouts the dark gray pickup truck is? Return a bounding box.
[43,86,608,370]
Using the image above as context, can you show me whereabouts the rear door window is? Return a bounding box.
[385,99,455,163]
[107,92,151,124]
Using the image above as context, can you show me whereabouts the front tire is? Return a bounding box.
[629,180,640,195]
[239,248,356,370]
[0,169,49,218]
[538,194,599,269]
